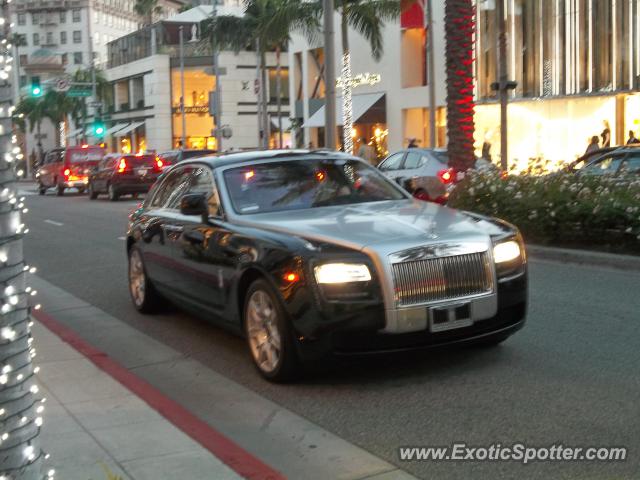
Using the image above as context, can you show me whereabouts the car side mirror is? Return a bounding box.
[180,193,208,218]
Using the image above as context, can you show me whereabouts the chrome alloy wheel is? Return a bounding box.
[246,290,282,374]
[129,249,146,307]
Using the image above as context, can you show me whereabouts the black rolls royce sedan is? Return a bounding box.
[127,150,527,381]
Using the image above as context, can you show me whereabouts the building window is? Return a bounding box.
[73,30,81,43]
[19,75,27,88]
[59,11,66,23]
[19,54,27,66]
[17,13,26,25]
[60,31,67,44]
[46,32,53,45]
[74,52,83,65]
[72,8,81,22]
[401,28,426,88]
[62,53,68,65]
[94,11,99,23]
[31,12,40,25]
[33,33,39,46]
[95,32,100,45]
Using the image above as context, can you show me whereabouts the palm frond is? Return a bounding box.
[202,15,255,52]
[342,0,400,59]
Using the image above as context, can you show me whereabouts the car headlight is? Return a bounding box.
[493,240,521,263]
[314,263,371,284]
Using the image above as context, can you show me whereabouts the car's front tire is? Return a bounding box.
[244,279,299,382]
[128,245,164,314]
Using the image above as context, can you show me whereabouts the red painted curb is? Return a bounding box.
[33,309,286,480]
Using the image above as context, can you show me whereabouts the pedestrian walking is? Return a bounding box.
[601,120,611,147]
[357,137,376,165]
[585,136,600,155]
[627,130,640,145]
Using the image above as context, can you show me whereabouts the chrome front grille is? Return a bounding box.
[391,252,494,307]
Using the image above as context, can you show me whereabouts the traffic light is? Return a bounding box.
[30,76,42,97]
[93,120,105,138]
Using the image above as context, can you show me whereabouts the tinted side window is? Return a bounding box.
[621,155,640,174]
[186,167,220,216]
[403,152,426,169]
[148,167,191,209]
[379,153,404,171]
[584,155,623,175]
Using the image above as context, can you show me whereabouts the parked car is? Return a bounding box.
[577,148,640,177]
[36,145,105,196]
[88,153,163,201]
[377,148,455,203]
[157,149,217,170]
[565,146,621,172]
[126,150,528,381]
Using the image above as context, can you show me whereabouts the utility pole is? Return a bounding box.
[425,0,436,148]
[497,0,508,171]
[211,1,222,151]
[179,26,187,150]
[87,9,98,145]
[323,0,337,150]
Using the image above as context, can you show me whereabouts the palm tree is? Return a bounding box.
[444,0,476,171]
[203,0,319,149]
[14,96,47,159]
[334,0,400,153]
[134,0,163,26]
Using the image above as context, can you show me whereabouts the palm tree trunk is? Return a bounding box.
[276,47,283,149]
[340,11,353,154]
[444,0,476,171]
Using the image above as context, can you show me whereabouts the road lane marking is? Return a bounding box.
[117,236,126,241]
[44,219,64,227]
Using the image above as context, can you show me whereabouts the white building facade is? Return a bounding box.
[289,2,448,158]
[104,6,290,153]
[11,0,184,158]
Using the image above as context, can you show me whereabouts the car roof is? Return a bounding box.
[184,149,358,169]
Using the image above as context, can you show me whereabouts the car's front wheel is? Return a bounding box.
[244,279,299,382]
[128,246,163,313]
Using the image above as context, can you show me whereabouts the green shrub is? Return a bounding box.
[448,171,640,253]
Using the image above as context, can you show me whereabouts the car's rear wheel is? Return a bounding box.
[88,182,98,200]
[108,183,119,201]
[37,182,46,195]
[244,279,299,382]
[128,246,163,313]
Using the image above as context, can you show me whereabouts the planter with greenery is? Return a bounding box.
[448,171,640,254]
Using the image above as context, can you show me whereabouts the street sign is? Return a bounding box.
[89,101,102,108]
[67,89,92,97]
[54,77,71,92]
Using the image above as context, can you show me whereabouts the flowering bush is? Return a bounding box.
[448,171,640,253]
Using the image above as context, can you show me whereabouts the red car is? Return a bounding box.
[36,145,105,196]
[88,153,163,201]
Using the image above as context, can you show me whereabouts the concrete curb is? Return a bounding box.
[527,244,640,271]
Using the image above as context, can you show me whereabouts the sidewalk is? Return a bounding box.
[34,320,244,480]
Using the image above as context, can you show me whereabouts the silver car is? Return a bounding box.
[378,148,454,204]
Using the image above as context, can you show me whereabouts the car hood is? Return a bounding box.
[236,199,506,251]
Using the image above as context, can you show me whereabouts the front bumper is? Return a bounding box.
[294,272,527,360]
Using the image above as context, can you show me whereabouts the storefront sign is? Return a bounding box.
[172,106,210,114]
[336,73,381,89]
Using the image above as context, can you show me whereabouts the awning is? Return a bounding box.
[104,123,129,136]
[114,121,145,136]
[303,92,385,128]
[270,116,292,132]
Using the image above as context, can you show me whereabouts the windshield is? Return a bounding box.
[69,148,104,163]
[223,158,406,214]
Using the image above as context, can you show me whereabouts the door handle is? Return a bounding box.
[183,230,205,245]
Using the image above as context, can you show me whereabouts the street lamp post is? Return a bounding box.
[323,0,337,150]
[211,2,222,151]
[425,0,436,148]
[497,0,508,171]
[179,26,187,150]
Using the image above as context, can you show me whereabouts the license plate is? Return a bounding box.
[429,302,473,332]
[137,167,149,176]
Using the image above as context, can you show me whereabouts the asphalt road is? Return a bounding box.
[22,186,640,480]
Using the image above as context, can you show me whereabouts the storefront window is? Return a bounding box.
[171,68,217,150]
